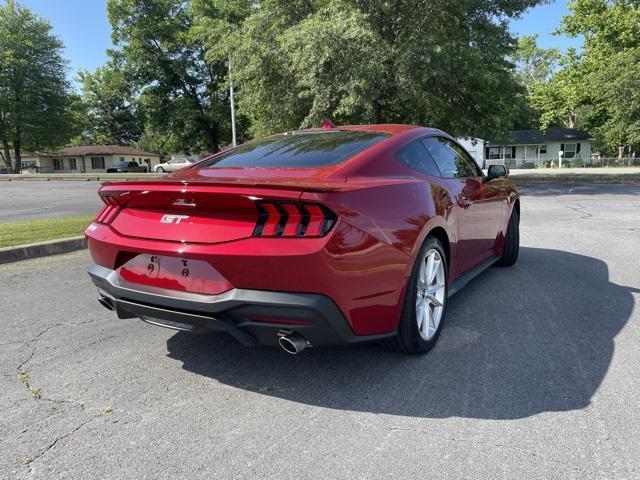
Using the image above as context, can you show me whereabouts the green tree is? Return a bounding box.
[513,34,560,94]
[534,0,640,156]
[219,0,541,138]
[532,49,585,129]
[78,57,142,145]
[0,0,76,172]
[106,0,250,154]
[508,34,561,129]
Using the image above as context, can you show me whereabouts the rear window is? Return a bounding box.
[200,131,389,168]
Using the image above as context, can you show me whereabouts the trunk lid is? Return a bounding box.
[100,167,346,244]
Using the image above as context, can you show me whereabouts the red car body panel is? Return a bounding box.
[86,125,518,339]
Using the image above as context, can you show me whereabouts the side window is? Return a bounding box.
[422,137,481,178]
[450,142,482,177]
[396,141,441,177]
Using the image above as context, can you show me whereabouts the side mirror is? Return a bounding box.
[487,164,508,180]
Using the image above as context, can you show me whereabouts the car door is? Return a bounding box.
[167,160,181,171]
[422,137,502,273]
[176,159,190,170]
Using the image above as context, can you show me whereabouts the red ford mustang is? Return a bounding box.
[86,124,519,355]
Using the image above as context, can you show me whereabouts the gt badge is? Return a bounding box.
[160,214,190,225]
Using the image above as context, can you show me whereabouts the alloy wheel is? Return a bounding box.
[415,248,446,341]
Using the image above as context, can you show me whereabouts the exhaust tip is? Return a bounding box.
[98,296,114,311]
[278,333,308,355]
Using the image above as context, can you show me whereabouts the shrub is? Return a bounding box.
[570,155,584,168]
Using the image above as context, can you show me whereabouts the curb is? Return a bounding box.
[0,236,87,265]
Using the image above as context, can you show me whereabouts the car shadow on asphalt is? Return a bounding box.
[166,247,635,420]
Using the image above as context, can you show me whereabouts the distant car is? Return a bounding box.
[154,158,194,173]
[0,167,12,174]
[87,124,519,355]
[106,161,148,173]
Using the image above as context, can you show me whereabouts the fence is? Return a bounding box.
[485,157,640,169]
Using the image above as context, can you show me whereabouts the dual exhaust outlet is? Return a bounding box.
[98,297,310,354]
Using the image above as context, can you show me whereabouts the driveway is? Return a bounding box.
[1,184,639,479]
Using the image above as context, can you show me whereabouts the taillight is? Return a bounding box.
[94,192,124,225]
[253,202,336,238]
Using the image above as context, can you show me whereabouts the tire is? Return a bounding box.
[157,167,164,173]
[496,208,519,267]
[386,235,448,355]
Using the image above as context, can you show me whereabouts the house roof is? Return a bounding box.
[55,145,160,157]
[488,128,593,146]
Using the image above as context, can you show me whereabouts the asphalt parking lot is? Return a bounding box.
[0,181,102,223]
[1,184,639,479]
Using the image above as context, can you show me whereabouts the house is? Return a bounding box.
[18,145,162,173]
[485,128,594,168]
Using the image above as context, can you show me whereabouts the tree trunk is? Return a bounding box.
[206,121,220,153]
[0,114,12,171]
[618,145,625,159]
[371,0,383,126]
[1,142,11,171]
[13,132,22,174]
[372,100,382,124]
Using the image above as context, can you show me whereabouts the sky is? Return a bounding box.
[510,0,584,51]
[19,0,583,83]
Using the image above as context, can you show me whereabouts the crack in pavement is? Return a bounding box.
[13,319,103,409]
[563,203,593,219]
[24,415,101,478]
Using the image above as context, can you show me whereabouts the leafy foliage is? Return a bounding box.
[105,0,251,154]
[78,57,142,145]
[512,34,560,94]
[0,0,78,171]
[533,0,640,156]
[221,0,540,139]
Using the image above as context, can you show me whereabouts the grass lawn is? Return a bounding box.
[0,215,94,248]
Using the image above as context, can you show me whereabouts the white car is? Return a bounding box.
[154,158,194,173]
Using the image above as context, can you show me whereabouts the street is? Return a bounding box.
[0,181,102,223]
[1,184,639,479]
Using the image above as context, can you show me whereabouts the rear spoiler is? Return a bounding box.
[99,177,422,194]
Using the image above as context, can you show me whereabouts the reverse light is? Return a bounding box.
[253,202,336,238]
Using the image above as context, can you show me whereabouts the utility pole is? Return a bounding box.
[229,57,237,148]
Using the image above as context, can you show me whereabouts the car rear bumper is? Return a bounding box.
[88,262,396,347]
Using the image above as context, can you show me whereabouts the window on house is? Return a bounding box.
[53,159,64,171]
[91,157,105,169]
[563,143,577,159]
[538,145,547,155]
[68,158,77,170]
[488,147,502,159]
[504,147,515,159]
